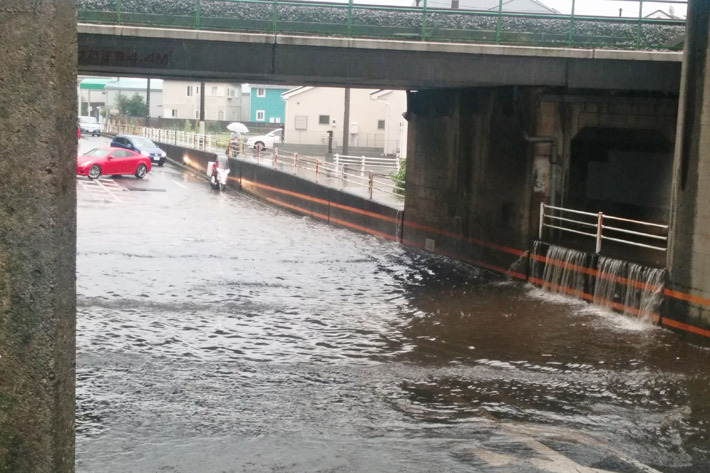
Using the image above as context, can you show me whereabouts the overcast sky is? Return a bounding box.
[344,0,687,18]
[542,1,686,18]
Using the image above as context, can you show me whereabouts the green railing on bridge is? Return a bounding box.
[78,0,686,51]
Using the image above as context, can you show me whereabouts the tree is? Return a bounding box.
[114,92,147,117]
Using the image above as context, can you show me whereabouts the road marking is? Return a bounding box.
[95,179,123,203]
[171,180,187,189]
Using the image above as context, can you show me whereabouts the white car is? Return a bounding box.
[246,129,282,150]
[78,116,101,136]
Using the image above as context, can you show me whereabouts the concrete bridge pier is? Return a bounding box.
[403,87,537,274]
[0,1,77,472]
[667,1,710,339]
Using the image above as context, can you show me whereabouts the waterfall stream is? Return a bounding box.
[531,242,665,322]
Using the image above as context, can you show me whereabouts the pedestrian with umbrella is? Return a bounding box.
[226,122,249,155]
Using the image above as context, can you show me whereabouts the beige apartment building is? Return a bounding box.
[282,87,407,156]
[161,80,249,122]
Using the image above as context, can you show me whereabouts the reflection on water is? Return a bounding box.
[76,173,710,473]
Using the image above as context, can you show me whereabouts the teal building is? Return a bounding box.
[250,85,289,123]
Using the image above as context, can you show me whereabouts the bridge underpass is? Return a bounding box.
[4,1,710,471]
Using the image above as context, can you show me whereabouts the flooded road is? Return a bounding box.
[76,137,710,472]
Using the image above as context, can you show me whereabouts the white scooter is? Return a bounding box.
[207,155,230,191]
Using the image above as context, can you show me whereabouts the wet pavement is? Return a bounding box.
[76,137,710,473]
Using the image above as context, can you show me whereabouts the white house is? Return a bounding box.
[413,0,557,13]
[369,90,408,157]
[161,80,249,122]
[104,78,163,118]
[282,87,408,156]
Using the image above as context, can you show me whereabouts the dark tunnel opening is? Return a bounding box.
[568,127,674,224]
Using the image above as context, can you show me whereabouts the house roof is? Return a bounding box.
[418,0,557,14]
[281,86,314,99]
[79,78,116,90]
[644,9,680,20]
[251,84,293,91]
[104,78,164,91]
[370,90,395,99]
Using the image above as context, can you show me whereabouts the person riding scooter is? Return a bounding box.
[208,154,230,191]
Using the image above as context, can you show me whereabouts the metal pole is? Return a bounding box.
[495,0,503,43]
[342,88,350,155]
[272,0,278,33]
[294,153,298,174]
[274,148,278,169]
[315,160,319,183]
[199,80,205,135]
[636,0,644,49]
[596,212,603,253]
[538,202,545,239]
[145,78,151,128]
[347,0,353,36]
[421,0,428,39]
[567,0,576,46]
[368,171,373,199]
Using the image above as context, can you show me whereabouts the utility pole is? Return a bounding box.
[145,78,151,127]
[199,80,206,134]
[342,88,350,155]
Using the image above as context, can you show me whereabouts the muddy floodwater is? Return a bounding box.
[76,138,710,473]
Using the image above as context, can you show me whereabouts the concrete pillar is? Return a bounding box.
[667,1,710,335]
[0,1,77,472]
[403,87,535,272]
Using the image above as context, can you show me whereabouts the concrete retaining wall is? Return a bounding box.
[161,143,403,242]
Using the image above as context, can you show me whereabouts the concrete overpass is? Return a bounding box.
[78,23,682,92]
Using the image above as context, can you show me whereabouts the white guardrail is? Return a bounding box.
[104,124,405,205]
[227,146,405,202]
[539,203,669,253]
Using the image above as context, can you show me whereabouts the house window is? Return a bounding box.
[377,120,385,130]
[186,85,193,97]
[256,88,266,97]
[256,110,265,121]
[170,109,177,118]
[295,115,307,130]
[319,115,330,125]
[228,88,235,97]
[275,117,281,123]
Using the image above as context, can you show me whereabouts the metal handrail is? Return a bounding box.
[538,203,669,253]
[224,145,405,205]
[77,0,687,51]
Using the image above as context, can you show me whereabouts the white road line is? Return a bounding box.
[171,180,187,189]
[95,179,123,203]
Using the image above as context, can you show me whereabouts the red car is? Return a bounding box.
[77,147,152,179]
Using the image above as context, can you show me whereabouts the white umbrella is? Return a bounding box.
[227,122,249,133]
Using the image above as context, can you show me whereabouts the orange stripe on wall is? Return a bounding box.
[242,178,399,223]
[402,219,525,256]
[662,317,710,338]
[663,288,710,308]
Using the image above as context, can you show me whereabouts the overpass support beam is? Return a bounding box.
[667,2,710,338]
[0,1,77,472]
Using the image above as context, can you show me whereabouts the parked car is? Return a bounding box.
[246,128,283,151]
[76,147,152,179]
[110,134,167,166]
[78,116,101,136]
